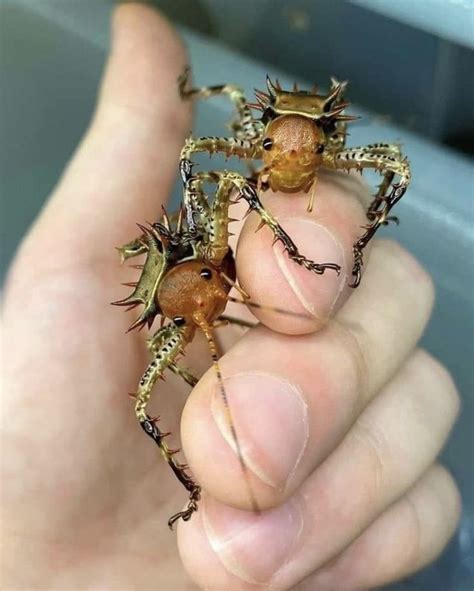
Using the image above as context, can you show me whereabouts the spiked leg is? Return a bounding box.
[181,136,259,163]
[239,183,342,276]
[147,318,199,387]
[330,146,411,287]
[205,176,237,265]
[179,161,218,239]
[326,77,351,152]
[351,145,401,216]
[178,66,263,141]
[169,362,198,388]
[136,324,200,529]
[347,143,401,157]
[182,165,341,277]
[218,314,256,329]
[180,162,241,265]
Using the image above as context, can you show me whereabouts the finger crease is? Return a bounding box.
[330,318,370,411]
[402,492,423,573]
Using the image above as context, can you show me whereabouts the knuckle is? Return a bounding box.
[402,492,424,572]
[412,350,461,423]
[346,329,371,411]
[433,465,462,529]
[326,322,370,412]
[373,239,435,308]
[404,464,462,572]
[350,417,391,498]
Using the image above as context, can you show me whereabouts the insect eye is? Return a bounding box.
[173,316,186,326]
[315,143,325,154]
[200,268,213,280]
[262,138,273,150]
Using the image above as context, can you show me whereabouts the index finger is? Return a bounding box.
[236,173,372,334]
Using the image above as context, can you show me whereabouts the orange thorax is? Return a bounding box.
[261,115,325,193]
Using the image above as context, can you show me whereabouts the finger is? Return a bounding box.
[181,240,434,508]
[178,351,460,589]
[9,3,190,277]
[303,465,461,590]
[236,173,371,333]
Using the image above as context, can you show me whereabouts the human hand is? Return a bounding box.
[1,4,460,590]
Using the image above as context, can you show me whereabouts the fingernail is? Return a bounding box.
[211,372,309,489]
[273,218,346,317]
[203,496,303,584]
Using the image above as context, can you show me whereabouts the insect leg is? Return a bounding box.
[178,66,263,141]
[147,330,198,388]
[330,147,411,287]
[178,67,244,104]
[136,324,200,529]
[206,172,248,265]
[180,160,219,235]
[181,136,256,162]
[218,314,256,329]
[180,162,240,265]
[346,143,401,157]
[184,168,341,275]
[239,183,342,276]
[179,138,255,236]
[326,77,350,152]
[169,363,199,388]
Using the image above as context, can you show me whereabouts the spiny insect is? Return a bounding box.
[179,69,411,287]
[113,176,306,528]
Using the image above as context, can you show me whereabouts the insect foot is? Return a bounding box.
[140,416,202,530]
[167,488,202,530]
[179,157,194,184]
[239,183,341,277]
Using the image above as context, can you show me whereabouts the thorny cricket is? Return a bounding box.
[113,174,304,528]
[179,69,411,287]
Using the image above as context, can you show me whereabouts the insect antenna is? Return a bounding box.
[220,272,250,300]
[197,316,261,515]
[227,295,312,320]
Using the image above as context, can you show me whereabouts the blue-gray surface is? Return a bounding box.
[150,0,474,150]
[351,0,474,50]
[1,1,473,589]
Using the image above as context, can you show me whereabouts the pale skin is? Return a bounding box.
[0,4,461,590]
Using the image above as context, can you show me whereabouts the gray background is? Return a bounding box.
[1,1,473,589]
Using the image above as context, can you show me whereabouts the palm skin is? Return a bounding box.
[2,263,200,589]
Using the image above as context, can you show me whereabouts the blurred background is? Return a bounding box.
[1,0,473,588]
